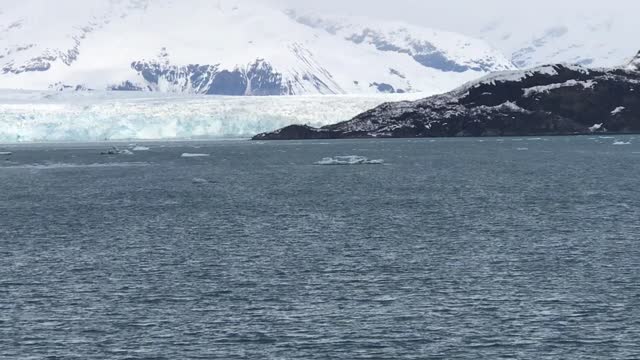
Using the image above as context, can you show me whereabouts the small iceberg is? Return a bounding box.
[315,155,384,165]
[0,152,12,156]
[181,153,210,158]
[192,178,215,184]
[100,146,134,155]
[613,141,631,145]
[132,146,150,151]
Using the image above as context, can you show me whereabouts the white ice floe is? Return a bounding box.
[132,146,150,151]
[315,155,384,165]
[192,178,215,184]
[0,162,149,170]
[181,153,210,158]
[0,152,12,155]
[613,141,631,145]
[100,146,134,155]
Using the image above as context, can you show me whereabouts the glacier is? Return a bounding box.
[0,90,426,143]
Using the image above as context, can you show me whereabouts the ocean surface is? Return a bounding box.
[1,136,639,359]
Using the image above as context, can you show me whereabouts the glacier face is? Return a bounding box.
[0,90,426,143]
[0,0,513,96]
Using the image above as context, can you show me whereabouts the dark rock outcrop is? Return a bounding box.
[129,56,292,96]
[253,52,640,140]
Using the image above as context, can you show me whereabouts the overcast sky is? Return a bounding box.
[268,0,637,35]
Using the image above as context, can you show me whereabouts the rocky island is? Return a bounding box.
[253,51,640,140]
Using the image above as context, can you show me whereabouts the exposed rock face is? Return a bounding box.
[253,54,640,140]
[129,58,291,96]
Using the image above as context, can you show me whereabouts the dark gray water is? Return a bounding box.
[1,136,640,359]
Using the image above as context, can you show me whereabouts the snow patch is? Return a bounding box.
[611,106,625,115]
[523,80,596,97]
[589,123,603,132]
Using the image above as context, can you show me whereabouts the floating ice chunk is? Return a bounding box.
[372,295,397,302]
[181,153,210,158]
[315,155,384,165]
[132,146,150,151]
[100,146,134,155]
[0,152,12,156]
[192,178,215,184]
[516,148,529,151]
[613,141,631,145]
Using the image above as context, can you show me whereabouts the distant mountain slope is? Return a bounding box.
[476,11,638,68]
[627,51,640,72]
[286,11,514,74]
[254,51,640,139]
[0,0,513,95]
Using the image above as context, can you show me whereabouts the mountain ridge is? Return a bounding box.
[0,0,513,96]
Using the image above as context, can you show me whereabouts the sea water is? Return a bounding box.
[1,136,639,359]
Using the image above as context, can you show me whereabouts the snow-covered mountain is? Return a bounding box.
[476,10,638,68]
[0,0,514,95]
